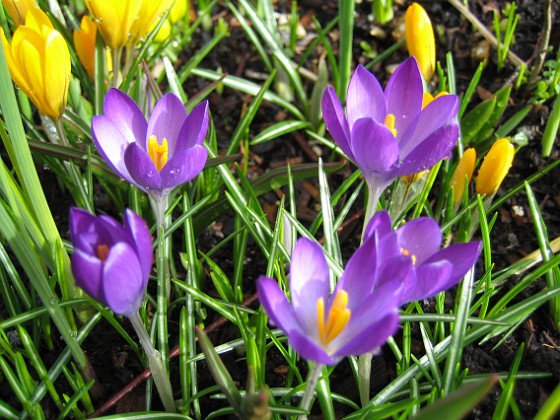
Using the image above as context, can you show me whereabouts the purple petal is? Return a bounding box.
[257,276,302,335]
[424,242,482,284]
[69,208,96,243]
[398,94,459,159]
[401,260,453,303]
[71,248,104,304]
[362,210,393,243]
[289,238,330,332]
[396,217,442,265]
[351,118,399,178]
[322,87,353,160]
[385,57,424,139]
[394,123,459,177]
[376,254,413,292]
[102,242,145,315]
[91,115,137,186]
[146,93,187,157]
[289,329,337,365]
[176,100,210,150]
[159,145,207,189]
[124,209,153,286]
[346,65,386,126]
[123,142,163,191]
[103,89,147,147]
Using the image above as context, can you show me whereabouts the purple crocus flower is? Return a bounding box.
[364,210,482,305]
[322,57,459,210]
[92,88,209,200]
[69,207,153,315]
[257,237,410,365]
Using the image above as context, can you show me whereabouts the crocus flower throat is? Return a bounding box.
[148,135,168,172]
[317,290,351,346]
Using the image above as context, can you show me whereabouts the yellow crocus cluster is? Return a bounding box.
[405,2,436,82]
[2,0,36,26]
[151,0,188,43]
[1,7,71,120]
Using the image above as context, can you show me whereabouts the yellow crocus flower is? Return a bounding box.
[73,15,97,79]
[450,148,476,207]
[169,0,187,24]
[129,0,173,45]
[85,0,142,50]
[405,2,436,82]
[1,7,71,120]
[2,0,35,26]
[476,138,515,197]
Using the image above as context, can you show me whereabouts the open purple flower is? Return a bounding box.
[363,210,482,305]
[322,57,459,210]
[257,237,409,365]
[92,88,209,199]
[69,207,153,316]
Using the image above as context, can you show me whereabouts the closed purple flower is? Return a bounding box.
[69,208,153,315]
[92,88,209,199]
[363,210,482,305]
[257,237,410,365]
[322,57,459,201]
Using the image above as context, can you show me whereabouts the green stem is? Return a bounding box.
[298,363,324,420]
[362,182,384,238]
[128,311,175,412]
[358,353,372,407]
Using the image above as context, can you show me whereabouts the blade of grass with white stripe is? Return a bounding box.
[337,0,355,102]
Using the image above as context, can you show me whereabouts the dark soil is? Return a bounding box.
[22,1,560,419]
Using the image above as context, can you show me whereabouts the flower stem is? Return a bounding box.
[298,363,324,420]
[362,182,384,239]
[128,311,175,412]
[358,352,373,407]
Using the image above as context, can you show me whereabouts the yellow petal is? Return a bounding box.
[73,15,96,79]
[169,0,187,24]
[2,0,36,26]
[44,30,71,119]
[405,2,435,82]
[476,139,515,197]
[86,0,142,49]
[450,148,476,207]
[129,0,173,45]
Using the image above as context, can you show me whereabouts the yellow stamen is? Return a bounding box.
[316,290,351,345]
[401,248,417,264]
[96,244,109,262]
[384,113,397,137]
[147,135,168,172]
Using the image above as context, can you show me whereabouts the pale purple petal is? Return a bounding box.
[176,101,210,150]
[396,217,442,265]
[398,94,459,158]
[124,209,153,285]
[290,330,337,365]
[400,260,453,303]
[103,88,147,147]
[146,93,187,156]
[351,118,399,177]
[362,210,393,243]
[71,248,104,303]
[376,254,413,292]
[258,276,304,335]
[346,65,386,126]
[160,145,207,189]
[322,87,353,160]
[289,238,330,331]
[102,242,145,315]
[124,142,162,191]
[385,57,423,138]
[393,123,459,177]
[424,242,482,284]
[91,116,137,186]
[70,208,96,243]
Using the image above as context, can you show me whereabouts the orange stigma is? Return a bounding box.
[147,135,168,172]
[96,244,109,262]
[384,113,397,137]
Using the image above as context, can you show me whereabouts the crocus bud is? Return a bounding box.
[405,2,436,82]
[2,0,35,26]
[169,0,187,24]
[73,15,96,79]
[1,7,71,120]
[129,0,174,45]
[69,208,153,316]
[85,0,142,50]
[450,148,476,207]
[476,138,515,197]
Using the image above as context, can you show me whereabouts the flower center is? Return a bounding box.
[96,244,110,262]
[147,135,168,172]
[401,248,417,264]
[316,290,351,346]
[384,113,397,137]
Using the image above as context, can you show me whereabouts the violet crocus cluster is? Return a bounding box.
[257,211,481,364]
[69,207,153,316]
[322,57,459,213]
[92,88,209,201]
